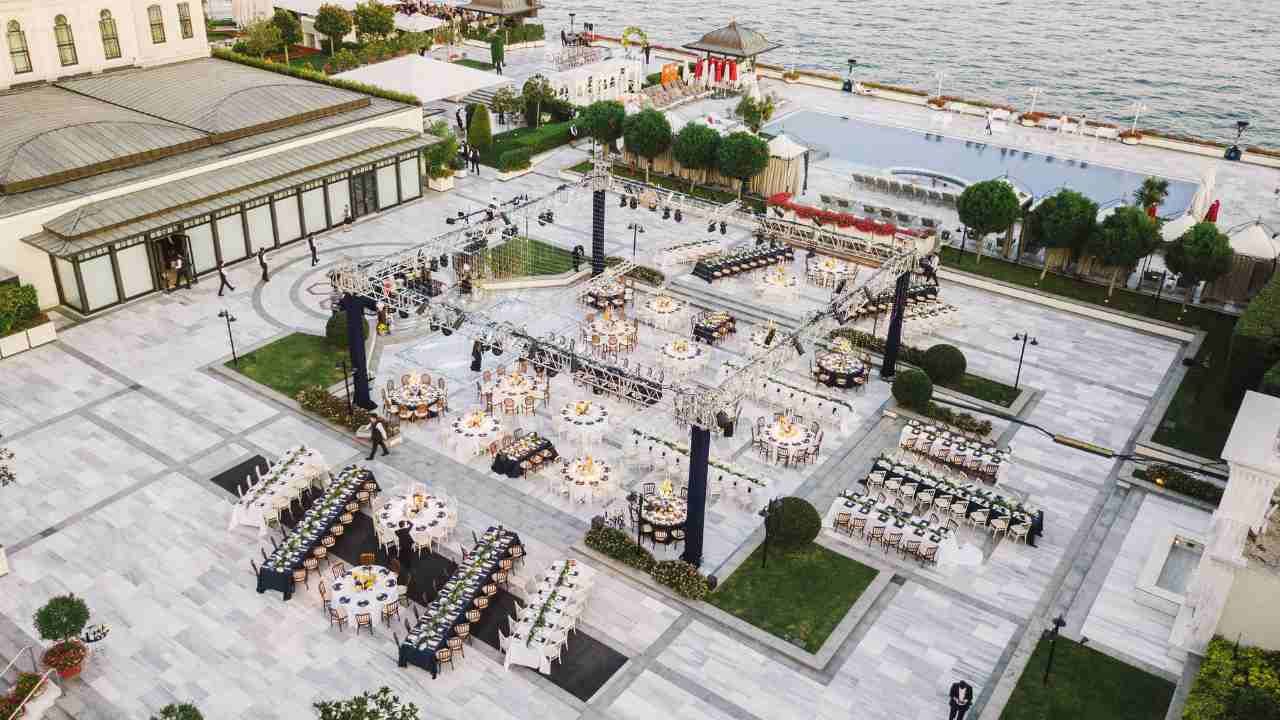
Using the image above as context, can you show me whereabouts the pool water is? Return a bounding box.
[1156,541,1202,595]
[764,110,1197,215]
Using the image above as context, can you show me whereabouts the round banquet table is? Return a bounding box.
[758,269,797,295]
[561,457,614,503]
[450,412,502,457]
[377,494,450,548]
[642,295,686,330]
[815,352,866,388]
[589,317,636,341]
[557,402,609,447]
[659,339,705,378]
[388,385,443,412]
[641,496,688,537]
[485,372,541,411]
[331,565,398,617]
[810,256,858,285]
[762,419,815,461]
[587,281,625,309]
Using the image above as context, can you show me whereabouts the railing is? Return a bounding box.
[3,646,57,720]
[7,669,57,720]
[0,645,39,681]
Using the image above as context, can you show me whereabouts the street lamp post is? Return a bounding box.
[217,309,238,366]
[628,222,644,258]
[1042,615,1067,686]
[935,70,948,100]
[1011,332,1038,390]
[336,359,353,425]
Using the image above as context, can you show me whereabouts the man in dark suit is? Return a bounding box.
[949,680,973,720]
[308,235,319,267]
[257,248,269,283]
[367,414,390,460]
[470,147,481,174]
[216,261,234,296]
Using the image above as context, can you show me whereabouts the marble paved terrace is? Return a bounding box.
[0,131,1206,719]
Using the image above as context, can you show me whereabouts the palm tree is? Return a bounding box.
[1133,177,1170,211]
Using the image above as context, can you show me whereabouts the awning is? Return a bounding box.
[1160,213,1197,242]
[336,56,510,104]
[1228,221,1279,259]
[768,134,808,160]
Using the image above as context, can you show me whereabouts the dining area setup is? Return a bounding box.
[899,419,1010,482]
[479,362,549,417]
[502,560,596,674]
[752,413,825,467]
[692,245,794,283]
[582,308,638,360]
[812,335,870,390]
[692,310,737,345]
[229,445,330,533]
[374,485,457,558]
[638,293,688,331]
[384,373,447,423]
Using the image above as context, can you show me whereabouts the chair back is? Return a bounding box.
[359,552,376,566]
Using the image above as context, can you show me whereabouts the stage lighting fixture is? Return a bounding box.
[619,196,627,208]
[485,209,495,222]
[716,410,732,428]
[835,279,847,294]
[862,287,874,303]
[629,196,638,210]
[452,314,465,330]
[663,207,671,220]
[707,222,716,233]
[430,258,439,271]
[763,328,776,346]
[791,336,805,356]
[446,216,456,225]
[440,254,449,268]
[719,221,727,235]
[673,209,682,223]
[416,300,430,315]
[500,212,512,227]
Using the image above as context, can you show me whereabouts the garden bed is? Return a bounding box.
[1000,636,1174,720]
[480,122,574,167]
[453,58,495,71]
[709,543,877,653]
[226,332,348,399]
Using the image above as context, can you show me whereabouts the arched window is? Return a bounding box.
[6,20,31,74]
[100,10,121,59]
[54,15,78,66]
[147,5,166,44]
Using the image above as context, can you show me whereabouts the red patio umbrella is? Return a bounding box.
[1205,199,1221,223]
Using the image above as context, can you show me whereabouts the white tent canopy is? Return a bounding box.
[1228,222,1279,259]
[334,56,508,104]
[768,134,808,160]
[1161,213,1198,242]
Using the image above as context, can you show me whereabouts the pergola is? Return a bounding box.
[461,0,543,20]
[682,20,781,86]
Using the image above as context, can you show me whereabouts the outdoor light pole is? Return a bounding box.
[628,223,644,258]
[217,309,238,366]
[1011,332,1038,390]
[1042,615,1067,686]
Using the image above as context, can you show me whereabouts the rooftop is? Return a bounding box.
[683,20,783,59]
[461,0,544,16]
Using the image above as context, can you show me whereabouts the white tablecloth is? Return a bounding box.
[762,419,815,461]
[641,296,686,330]
[824,496,951,561]
[486,373,541,412]
[388,384,442,410]
[556,402,609,448]
[376,495,451,548]
[229,446,328,533]
[450,412,502,457]
[758,269,797,296]
[561,457,613,503]
[659,340,705,378]
[506,561,595,673]
[330,565,398,617]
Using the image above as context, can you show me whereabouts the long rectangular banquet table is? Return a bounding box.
[692,311,736,344]
[399,527,521,678]
[256,465,376,599]
[824,491,951,554]
[900,420,1009,482]
[229,445,328,532]
[692,245,793,283]
[506,560,596,673]
[870,456,1044,545]
[491,434,558,478]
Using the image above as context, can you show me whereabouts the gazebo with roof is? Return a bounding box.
[461,0,543,20]
[683,20,782,84]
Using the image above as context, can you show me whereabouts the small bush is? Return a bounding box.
[651,560,711,600]
[584,526,655,572]
[325,310,348,348]
[211,48,421,105]
[34,594,89,643]
[921,344,967,383]
[1226,272,1280,402]
[1183,636,1280,720]
[13,672,47,702]
[0,695,22,720]
[1262,361,1280,399]
[893,369,933,411]
[152,703,204,720]
[925,403,994,437]
[497,148,532,172]
[769,497,822,550]
[0,283,39,337]
[1134,464,1224,505]
[296,386,370,431]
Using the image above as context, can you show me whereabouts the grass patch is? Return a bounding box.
[288,52,331,72]
[709,543,877,652]
[480,237,576,277]
[453,58,495,71]
[939,246,1238,458]
[227,332,348,398]
[940,372,1021,408]
[479,121,573,167]
[1000,636,1174,720]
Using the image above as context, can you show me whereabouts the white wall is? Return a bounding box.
[0,104,422,309]
[0,0,210,90]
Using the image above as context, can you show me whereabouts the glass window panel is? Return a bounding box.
[188,223,216,273]
[325,180,349,225]
[116,244,154,298]
[100,11,121,60]
[148,5,166,44]
[216,214,246,262]
[274,196,302,243]
[177,3,193,39]
[56,257,81,310]
[376,165,398,210]
[81,255,120,311]
[245,204,273,253]
[399,159,421,201]
[54,16,77,67]
[303,188,328,233]
[7,21,32,74]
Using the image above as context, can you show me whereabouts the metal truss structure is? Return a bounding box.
[757,214,937,267]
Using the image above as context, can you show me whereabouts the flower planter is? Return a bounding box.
[26,321,56,348]
[427,175,455,192]
[0,330,30,358]
[453,169,467,179]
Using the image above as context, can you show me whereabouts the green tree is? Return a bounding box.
[271,8,302,64]
[424,120,458,178]
[467,104,493,153]
[242,18,282,58]
[578,100,626,150]
[1086,206,1161,298]
[956,179,1021,265]
[1165,222,1234,312]
[315,687,419,720]
[34,594,90,643]
[490,85,522,127]
[521,74,555,128]
[672,122,720,190]
[622,108,672,183]
[716,131,769,198]
[1133,176,1171,211]
[733,95,776,133]
[1025,189,1098,281]
[152,703,203,720]
[489,35,504,69]
[353,1,395,41]
[314,3,353,55]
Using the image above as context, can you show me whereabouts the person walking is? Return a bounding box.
[470,147,481,174]
[308,234,319,267]
[257,248,269,283]
[367,414,391,459]
[216,261,234,296]
[642,41,651,66]
[342,204,353,233]
[455,107,465,133]
[948,680,973,720]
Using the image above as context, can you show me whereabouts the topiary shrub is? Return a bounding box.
[893,368,933,411]
[651,560,711,600]
[325,310,348,349]
[769,497,821,550]
[921,344,967,383]
[296,386,370,431]
[34,594,89,643]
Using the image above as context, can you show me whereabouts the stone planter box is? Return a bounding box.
[427,175,455,192]
[0,330,30,357]
[26,320,56,348]
[15,680,61,720]
[495,166,533,182]
[863,86,929,106]
[1243,151,1280,169]
[454,168,467,179]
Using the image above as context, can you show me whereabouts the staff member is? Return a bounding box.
[257,248,269,283]
[216,261,234,296]
[367,414,391,460]
[948,680,973,720]
[308,235,319,267]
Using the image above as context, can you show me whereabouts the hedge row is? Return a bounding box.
[1226,272,1280,402]
[0,283,40,338]
[296,385,369,432]
[463,23,544,44]
[1183,636,1280,720]
[482,121,573,167]
[211,48,422,106]
[497,148,532,172]
[584,526,710,600]
[1133,464,1224,505]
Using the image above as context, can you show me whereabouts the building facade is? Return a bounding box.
[0,0,210,89]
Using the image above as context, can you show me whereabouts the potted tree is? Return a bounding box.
[35,594,90,679]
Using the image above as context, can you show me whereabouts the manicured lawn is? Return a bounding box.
[940,247,1239,459]
[227,332,348,398]
[709,543,878,652]
[1000,636,1174,720]
[453,58,495,71]
[481,237,575,277]
[940,372,1021,408]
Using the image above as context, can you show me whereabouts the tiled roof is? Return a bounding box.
[683,21,782,58]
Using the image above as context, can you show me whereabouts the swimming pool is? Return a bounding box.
[764,111,1198,215]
